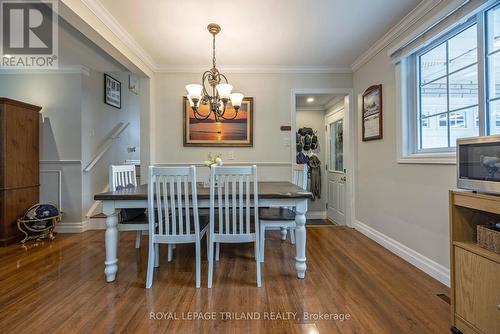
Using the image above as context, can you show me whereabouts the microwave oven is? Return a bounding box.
[457,134,500,194]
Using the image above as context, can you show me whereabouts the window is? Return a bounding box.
[421,117,430,128]
[407,3,500,158]
[418,23,478,150]
[487,5,500,134]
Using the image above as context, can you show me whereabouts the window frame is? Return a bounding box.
[486,2,500,135]
[398,3,500,164]
[414,17,480,154]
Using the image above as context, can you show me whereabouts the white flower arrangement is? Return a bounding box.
[204,152,223,168]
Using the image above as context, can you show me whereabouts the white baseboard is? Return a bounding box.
[56,217,107,233]
[88,217,107,230]
[354,220,450,287]
[55,220,90,233]
[306,211,327,219]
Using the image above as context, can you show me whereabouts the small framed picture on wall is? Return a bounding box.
[362,84,382,141]
[129,74,139,95]
[104,74,121,109]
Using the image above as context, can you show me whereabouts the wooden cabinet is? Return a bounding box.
[0,98,41,246]
[450,190,500,334]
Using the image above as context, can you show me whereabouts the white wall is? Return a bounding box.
[296,108,327,213]
[353,47,454,270]
[153,72,352,181]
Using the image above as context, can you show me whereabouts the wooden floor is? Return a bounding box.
[0,227,450,333]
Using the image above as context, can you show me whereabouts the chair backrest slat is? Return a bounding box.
[232,176,237,234]
[217,175,223,235]
[110,164,137,191]
[184,175,190,235]
[246,175,250,233]
[210,166,258,236]
[176,176,183,235]
[148,166,199,238]
[156,175,164,235]
[224,175,230,234]
[292,164,308,189]
[238,175,243,234]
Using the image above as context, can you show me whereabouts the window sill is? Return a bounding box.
[397,152,456,165]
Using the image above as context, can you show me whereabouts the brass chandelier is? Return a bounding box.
[185,23,244,121]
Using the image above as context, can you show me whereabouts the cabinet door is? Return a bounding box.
[4,103,39,188]
[454,246,500,334]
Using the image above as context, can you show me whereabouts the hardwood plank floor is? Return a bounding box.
[0,227,450,333]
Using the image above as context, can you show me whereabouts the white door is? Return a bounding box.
[326,109,346,225]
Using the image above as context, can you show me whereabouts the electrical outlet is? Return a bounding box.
[227,151,235,160]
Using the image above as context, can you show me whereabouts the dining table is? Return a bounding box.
[94,181,313,283]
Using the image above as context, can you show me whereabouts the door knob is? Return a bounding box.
[340,176,346,182]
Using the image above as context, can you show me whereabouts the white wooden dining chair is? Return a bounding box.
[259,164,308,262]
[110,164,148,249]
[146,166,208,288]
[207,165,261,288]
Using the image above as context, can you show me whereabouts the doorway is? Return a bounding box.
[291,89,354,227]
[325,106,345,225]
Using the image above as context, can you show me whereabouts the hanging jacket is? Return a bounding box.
[296,151,309,165]
[308,155,321,200]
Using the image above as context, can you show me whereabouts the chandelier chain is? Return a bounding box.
[212,34,216,69]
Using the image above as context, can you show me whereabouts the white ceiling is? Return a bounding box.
[296,94,343,109]
[96,0,421,70]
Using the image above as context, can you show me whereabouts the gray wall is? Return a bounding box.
[0,18,142,226]
[0,72,84,221]
[152,72,353,182]
[81,70,141,216]
[353,46,454,269]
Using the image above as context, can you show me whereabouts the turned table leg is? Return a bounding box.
[294,200,307,279]
[103,203,119,282]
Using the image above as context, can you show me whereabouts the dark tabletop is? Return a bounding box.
[94,182,313,201]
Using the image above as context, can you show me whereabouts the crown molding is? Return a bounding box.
[0,65,90,75]
[80,0,156,71]
[78,1,353,75]
[154,65,352,74]
[350,0,443,72]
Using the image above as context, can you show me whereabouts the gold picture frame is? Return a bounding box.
[183,97,254,147]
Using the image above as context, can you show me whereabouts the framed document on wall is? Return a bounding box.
[362,84,383,141]
[104,74,121,109]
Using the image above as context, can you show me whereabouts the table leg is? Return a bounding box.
[295,200,307,279]
[280,227,288,241]
[103,204,119,282]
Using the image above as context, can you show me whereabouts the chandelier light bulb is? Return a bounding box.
[185,84,203,100]
[230,93,244,108]
[216,83,233,100]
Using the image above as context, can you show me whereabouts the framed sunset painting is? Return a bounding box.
[183,97,254,147]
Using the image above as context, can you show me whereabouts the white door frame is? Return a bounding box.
[290,88,355,227]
